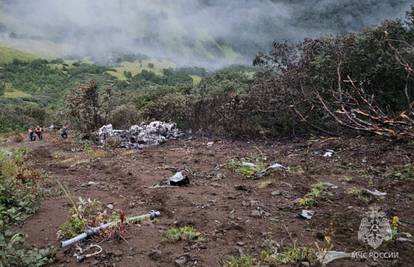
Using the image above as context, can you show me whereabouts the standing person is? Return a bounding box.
[28,128,36,141]
[60,125,68,139]
[34,126,43,140]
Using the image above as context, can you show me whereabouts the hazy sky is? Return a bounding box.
[0,0,411,66]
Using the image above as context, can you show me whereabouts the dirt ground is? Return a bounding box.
[7,133,414,266]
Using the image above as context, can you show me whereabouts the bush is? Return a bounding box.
[0,149,54,266]
[65,80,102,135]
[253,9,414,137]
[109,104,140,129]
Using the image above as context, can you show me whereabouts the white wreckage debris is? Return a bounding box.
[98,121,183,149]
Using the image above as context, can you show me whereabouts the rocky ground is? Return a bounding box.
[7,133,414,266]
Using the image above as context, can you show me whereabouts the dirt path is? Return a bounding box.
[14,135,414,266]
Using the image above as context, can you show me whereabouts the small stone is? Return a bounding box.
[175,255,189,266]
[148,250,162,261]
[250,210,261,218]
[236,241,245,246]
[112,249,123,257]
[271,190,281,196]
[107,204,114,209]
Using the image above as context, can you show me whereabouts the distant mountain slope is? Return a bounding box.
[0,0,412,66]
[0,46,37,64]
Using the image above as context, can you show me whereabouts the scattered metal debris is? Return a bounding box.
[169,171,190,186]
[61,210,161,248]
[364,188,387,197]
[241,162,257,168]
[98,121,182,148]
[74,244,102,262]
[317,251,351,266]
[323,149,335,158]
[80,181,98,187]
[257,163,288,178]
[300,210,314,220]
[321,182,338,189]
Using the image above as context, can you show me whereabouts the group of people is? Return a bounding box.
[28,126,43,141]
[27,125,69,141]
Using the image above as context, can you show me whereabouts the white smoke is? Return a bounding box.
[0,0,411,66]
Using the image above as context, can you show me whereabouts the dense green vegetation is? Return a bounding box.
[0,148,55,266]
[2,6,414,139]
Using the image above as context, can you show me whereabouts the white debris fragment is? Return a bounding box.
[257,163,288,178]
[300,210,314,220]
[364,189,387,197]
[207,141,214,147]
[169,171,190,186]
[241,162,257,168]
[318,251,351,266]
[321,182,338,189]
[98,121,182,148]
[323,149,335,158]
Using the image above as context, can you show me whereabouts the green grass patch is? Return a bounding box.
[347,186,371,203]
[3,83,32,98]
[0,148,55,266]
[260,246,316,265]
[227,156,267,178]
[0,46,37,65]
[190,75,203,86]
[225,255,256,267]
[390,164,414,180]
[297,182,327,208]
[164,226,202,242]
[107,59,175,80]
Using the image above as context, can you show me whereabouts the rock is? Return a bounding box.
[175,255,189,266]
[235,185,249,191]
[112,249,123,257]
[321,182,338,189]
[148,250,162,261]
[250,210,261,218]
[271,190,281,196]
[207,141,214,147]
[236,241,245,246]
[107,204,114,209]
[257,180,273,189]
[211,182,221,187]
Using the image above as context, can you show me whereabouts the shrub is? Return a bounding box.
[164,226,202,242]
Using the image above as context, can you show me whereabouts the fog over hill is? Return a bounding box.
[0,0,411,67]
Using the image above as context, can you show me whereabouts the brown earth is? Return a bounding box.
[7,133,414,266]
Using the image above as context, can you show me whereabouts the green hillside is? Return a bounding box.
[0,46,37,64]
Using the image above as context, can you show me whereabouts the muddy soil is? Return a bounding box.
[9,134,414,266]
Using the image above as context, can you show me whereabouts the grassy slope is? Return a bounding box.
[0,46,37,64]
[0,47,37,98]
[107,59,175,80]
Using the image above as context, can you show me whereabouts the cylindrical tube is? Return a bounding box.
[61,211,160,248]
[61,233,88,248]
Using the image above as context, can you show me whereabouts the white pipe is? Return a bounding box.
[61,211,160,248]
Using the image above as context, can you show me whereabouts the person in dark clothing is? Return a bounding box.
[28,128,36,141]
[60,125,68,139]
[34,126,43,140]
